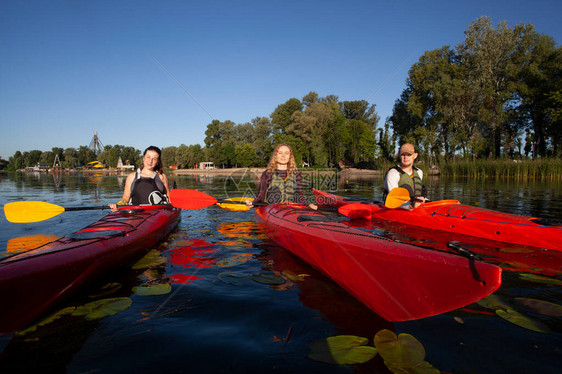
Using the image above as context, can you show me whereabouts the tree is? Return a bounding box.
[235,144,258,167]
[458,16,519,158]
[161,146,177,167]
[271,98,303,133]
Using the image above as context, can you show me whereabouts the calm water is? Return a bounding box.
[0,171,561,373]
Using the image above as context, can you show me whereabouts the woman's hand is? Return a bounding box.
[108,203,118,212]
[308,203,318,210]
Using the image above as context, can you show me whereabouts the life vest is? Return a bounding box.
[265,171,297,204]
[384,166,426,200]
[129,169,168,205]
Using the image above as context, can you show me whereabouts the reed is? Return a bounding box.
[440,158,562,179]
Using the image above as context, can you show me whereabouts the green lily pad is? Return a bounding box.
[519,273,562,286]
[514,298,562,317]
[216,254,250,267]
[89,282,122,298]
[218,272,249,285]
[132,283,172,296]
[252,272,285,285]
[476,294,513,311]
[132,249,168,269]
[374,329,425,368]
[16,306,76,336]
[308,335,378,365]
[72,297,132,320]
[496,309,550,333]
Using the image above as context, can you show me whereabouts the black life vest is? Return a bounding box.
[129,169,167,205]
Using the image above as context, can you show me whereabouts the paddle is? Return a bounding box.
[169,189,328,212]
[384,187,415,209]
[169,189,259,211]
[4,188,198,223]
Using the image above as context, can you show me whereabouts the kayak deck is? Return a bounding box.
[0,205,180,333]
[256,203,502,321]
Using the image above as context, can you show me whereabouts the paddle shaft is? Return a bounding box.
[64,206,110,212]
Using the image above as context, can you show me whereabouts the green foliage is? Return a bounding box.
[391,16,561,160]
[440,158,562,179]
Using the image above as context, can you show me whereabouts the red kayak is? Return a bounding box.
[255,203,502,321]
[314,189,562,252]
[0,205,180,333]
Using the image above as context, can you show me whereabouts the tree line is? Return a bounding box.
[4,17,559,172]
[391,16,561,164]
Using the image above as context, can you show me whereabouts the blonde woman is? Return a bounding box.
[248,144,317,209]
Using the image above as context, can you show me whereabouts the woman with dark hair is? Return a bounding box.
[247,144,317,209]
[109,146,170,211]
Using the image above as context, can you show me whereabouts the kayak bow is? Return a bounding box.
[255,203,502,321]
[0,205,180,333]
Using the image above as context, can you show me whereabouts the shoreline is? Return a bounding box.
[171,167,383,177]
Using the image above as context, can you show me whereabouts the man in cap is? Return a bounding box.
[383,143,426,209]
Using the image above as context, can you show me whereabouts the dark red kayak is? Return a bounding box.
[0,205,180,333]
[314,188,562,252]
[255,203,502,321]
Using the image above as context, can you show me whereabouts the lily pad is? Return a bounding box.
[72,297,132,320]
[132,249,167,269]
[374,329,439,373]
[519,273,562,286]
[308,335,377,365]
[218,272,249,285]
[252,272,286,285]
[216,254,251,267]
[496,309,550,333]
[16,306,76,335]
[89,282,122,298]
[476,294,513,311]
[133,283,172,296]
[514,298,562,317]
[374,329,424,368]
[282,270,310,281]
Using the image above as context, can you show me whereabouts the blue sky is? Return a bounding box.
[1,0,560,160]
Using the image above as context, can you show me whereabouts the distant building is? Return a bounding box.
[199,162,215,170]
[117,157,135,170]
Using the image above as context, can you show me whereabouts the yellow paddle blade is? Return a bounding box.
[217,197,254,211]
[384,188,412,209]
[4,201,66,223]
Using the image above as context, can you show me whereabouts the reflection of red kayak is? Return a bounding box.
[255,203,501,321]
[0,206,180,333]
[314,189,562,251]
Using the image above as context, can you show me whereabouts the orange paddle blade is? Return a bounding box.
[384,188,411,209]
[169,189,218,209]
[4,201,66,223]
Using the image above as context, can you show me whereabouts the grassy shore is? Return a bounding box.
[439,158,562,179]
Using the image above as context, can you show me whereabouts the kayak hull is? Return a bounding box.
[0,205,180,333]
[255,203,502,321]
[314,189,562,251]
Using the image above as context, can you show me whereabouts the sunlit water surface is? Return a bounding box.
[0,171,560,373]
